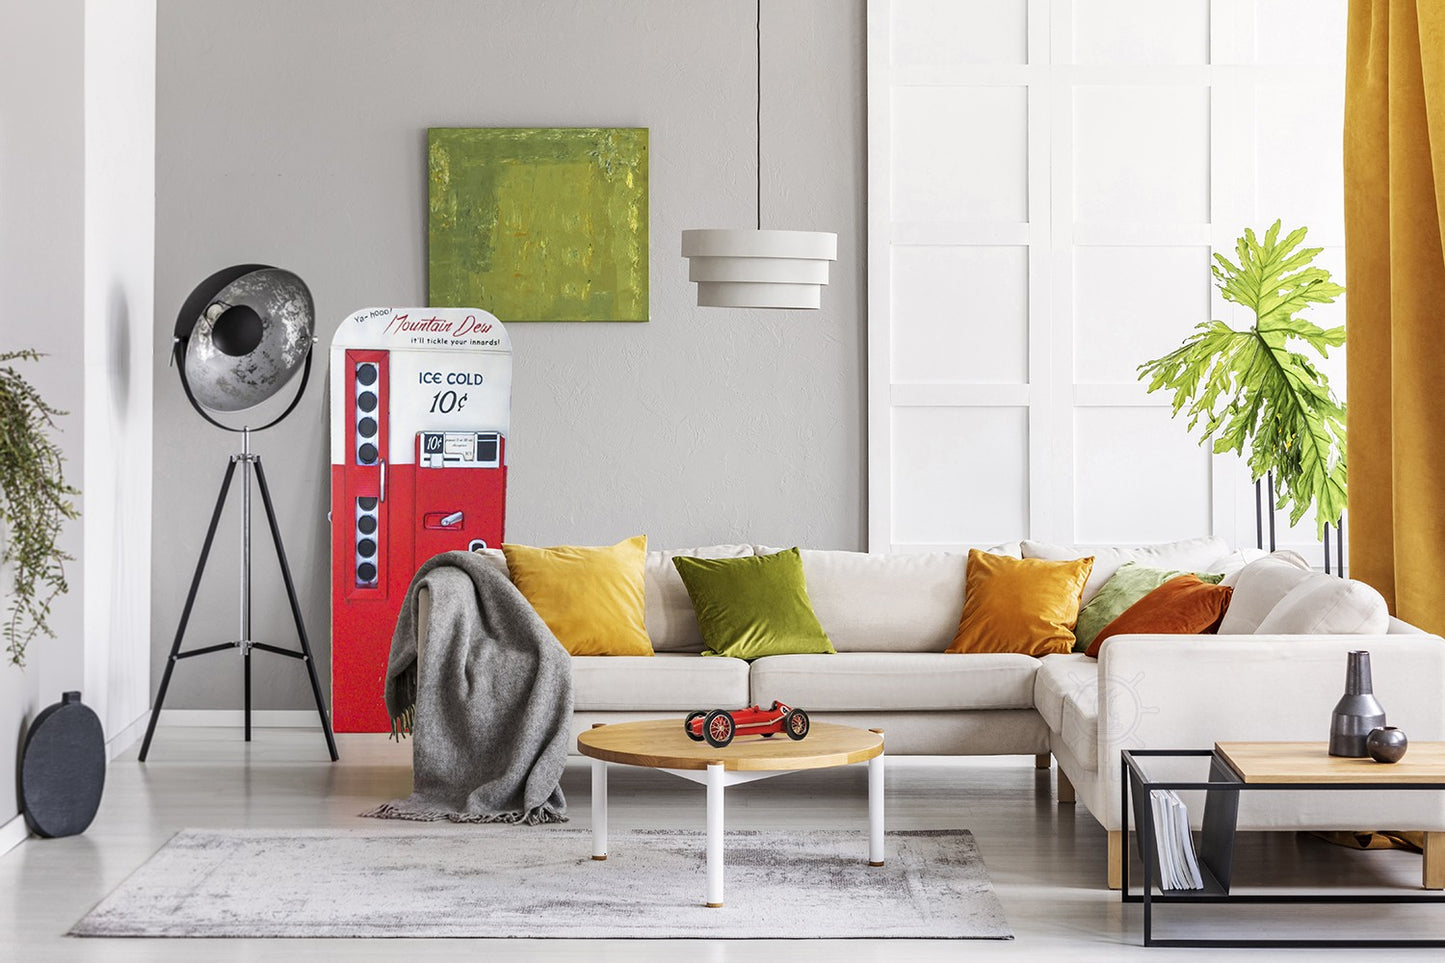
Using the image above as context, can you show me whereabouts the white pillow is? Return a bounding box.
[1205,548,1270,587]
[983,541,1023,558]
[471,546,510,577]
[1216,551,1312,633]
[1255,574,1390,635]
[754,546,967,653]
[1021,536,1229,605]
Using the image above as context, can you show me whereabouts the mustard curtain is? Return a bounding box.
[1345,0,1445,633]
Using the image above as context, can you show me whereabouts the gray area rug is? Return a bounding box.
[73,828,1012,939]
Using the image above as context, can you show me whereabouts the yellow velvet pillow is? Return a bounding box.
[501,535,653,656]
[947,549,1094,657]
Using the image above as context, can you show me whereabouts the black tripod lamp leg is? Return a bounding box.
[254,457,339,761]
[140,459,239,762]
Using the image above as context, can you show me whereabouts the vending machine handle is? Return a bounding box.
[379,459,387,503]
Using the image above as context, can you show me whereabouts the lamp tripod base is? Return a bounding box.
[139,449,338,762]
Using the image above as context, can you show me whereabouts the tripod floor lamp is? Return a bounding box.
[139,265,338,762]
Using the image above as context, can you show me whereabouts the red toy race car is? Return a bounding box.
[683,701,810,748]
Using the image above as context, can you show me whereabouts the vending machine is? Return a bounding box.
[329,307,512,732]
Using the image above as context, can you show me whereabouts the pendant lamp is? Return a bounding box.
[682,1,837,309]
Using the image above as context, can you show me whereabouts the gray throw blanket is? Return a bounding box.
[362,551,572,824]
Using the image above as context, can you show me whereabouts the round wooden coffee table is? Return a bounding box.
[577,718,885,908]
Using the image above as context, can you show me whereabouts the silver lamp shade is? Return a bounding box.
[175,266,315,412]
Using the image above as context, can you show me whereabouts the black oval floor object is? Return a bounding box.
[19,691,106,838]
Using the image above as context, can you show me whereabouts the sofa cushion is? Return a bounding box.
[571,653,749,710]
[471,547,511,577]
[1021,536,1229,605]
[1033,653,1098,732]
[673,549,836,660]
[1216,551,1313,633]
[750,652,1040,711]
[645,544,754,652]
[1256,573,1390,635]
[1075,562,1225,652]
[502,536,652,656]
[754,546,967,653]
[1207,548,1269,587]
[1085,575,1234,657]
[949,550,1094,657]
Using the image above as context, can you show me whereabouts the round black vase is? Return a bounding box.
[19,691,106,838]
[1366,726,1409,764]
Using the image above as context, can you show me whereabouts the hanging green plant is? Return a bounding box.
[0,350,80,666]
[1137,221,1346,538]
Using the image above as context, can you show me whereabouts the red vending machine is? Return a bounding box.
[329,307,512,732]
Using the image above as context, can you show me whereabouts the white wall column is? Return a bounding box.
[83,0,156,751]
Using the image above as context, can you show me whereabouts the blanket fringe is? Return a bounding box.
[360,802,569,825]
[388,667,417,741]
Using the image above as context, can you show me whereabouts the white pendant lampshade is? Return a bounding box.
[682,229,838,309]
[682,1,836,310]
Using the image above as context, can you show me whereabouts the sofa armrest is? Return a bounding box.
[1091,634,1445,823]
[1098,634,1445,763]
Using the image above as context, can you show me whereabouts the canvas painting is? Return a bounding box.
[428,127,649,322]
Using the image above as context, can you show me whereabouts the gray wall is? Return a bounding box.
[153,0,866,711]
[1,0,86,827]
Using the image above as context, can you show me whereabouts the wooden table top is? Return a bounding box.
[1216,741,1445,784]
[577,719,884,772]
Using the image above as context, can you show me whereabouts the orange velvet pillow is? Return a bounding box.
[1084,574,1234,657]
[947,550,1094,657]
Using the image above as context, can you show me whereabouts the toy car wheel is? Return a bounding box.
[704,709,736,748]
[784,708,810,740]
[683,710,706,742]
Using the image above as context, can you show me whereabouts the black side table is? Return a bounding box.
[1121,746,1445,948]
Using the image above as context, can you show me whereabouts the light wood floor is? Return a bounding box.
[1,727,1441,960]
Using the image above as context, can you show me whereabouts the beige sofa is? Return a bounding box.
[419,537,1445,887]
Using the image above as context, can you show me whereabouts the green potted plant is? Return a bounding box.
[0,350,80,666]
[1137,220,1346,538]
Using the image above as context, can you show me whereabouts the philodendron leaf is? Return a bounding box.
[1138,220,1346,539]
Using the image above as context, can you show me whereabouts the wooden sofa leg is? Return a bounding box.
[1426,833,1445,890]
[1108,830,1124,890]
[1057,767,1076,804]
[1035,753,1051,770]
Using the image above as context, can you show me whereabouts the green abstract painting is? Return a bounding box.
[428,127,649,322]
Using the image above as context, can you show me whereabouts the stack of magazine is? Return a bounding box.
[1149,789,1204,890]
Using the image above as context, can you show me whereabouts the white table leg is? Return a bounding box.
[591,758,607,861]
[868,750,885,866]
[706,762,724,907]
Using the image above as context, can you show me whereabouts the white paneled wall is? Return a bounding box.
[868,0,1348,565]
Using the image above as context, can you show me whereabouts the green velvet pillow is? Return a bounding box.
[672,548,836,660]
[1074,561,1225,653]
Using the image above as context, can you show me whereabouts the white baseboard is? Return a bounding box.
[153,709,325,728]
[106,712,150,760]
[0,813,29,858]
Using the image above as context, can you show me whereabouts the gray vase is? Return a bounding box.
[1329,650,1386,757]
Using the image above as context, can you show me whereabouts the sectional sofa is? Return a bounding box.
[417,537,1445,887]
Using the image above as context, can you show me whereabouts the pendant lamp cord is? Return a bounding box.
[756,0,762,231]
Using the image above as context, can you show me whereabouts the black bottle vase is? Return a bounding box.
[19,691,106,837]
[1329,650,1386,757]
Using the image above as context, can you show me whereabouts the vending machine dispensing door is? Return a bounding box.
[329,308,511,732]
